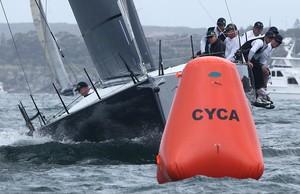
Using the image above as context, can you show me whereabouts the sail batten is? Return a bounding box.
[82,13,122,37]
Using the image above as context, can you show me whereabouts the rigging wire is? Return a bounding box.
[224,0,242,48]
[195,0,215,25]
[0,0,32,94]
[224,0,233,24]
[33,0,80,82]
[195,0,234,25]
[194,0,227,37]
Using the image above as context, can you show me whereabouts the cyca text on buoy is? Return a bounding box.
[192,108,240,121]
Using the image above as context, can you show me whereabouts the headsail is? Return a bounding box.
[30,0,73,93]
[68,0,154,85]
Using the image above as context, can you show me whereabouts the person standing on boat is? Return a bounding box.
[198,17,227,55]
[224,23,240,62]
[258,26,280,93]
[258,34,283,100]
[240,21,264,45]
[75,81,92,97]
[198,31,225,58]
[242,31,275,104]
[259,27,279,66]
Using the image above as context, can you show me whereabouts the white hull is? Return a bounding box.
[268,67,300,97]
[0,82,7,94]
[268,38,300,98]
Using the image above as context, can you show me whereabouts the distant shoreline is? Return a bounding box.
[0,23,205,39]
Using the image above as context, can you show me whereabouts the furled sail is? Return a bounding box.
[68,0,153,84]
[30,0,72,93]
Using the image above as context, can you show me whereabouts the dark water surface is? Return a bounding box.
[0,93,299,193]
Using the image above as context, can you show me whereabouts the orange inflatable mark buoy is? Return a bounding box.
[156,57,264,184]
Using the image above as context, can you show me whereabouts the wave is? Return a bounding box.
[262,146,300,157]
[0,138,160,166]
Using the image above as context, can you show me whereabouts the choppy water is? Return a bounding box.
[0,93,299,193]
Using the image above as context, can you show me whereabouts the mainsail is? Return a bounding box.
[30,0,72,93]
[68,0,154,85]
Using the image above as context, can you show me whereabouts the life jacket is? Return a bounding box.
[235,37,265,61]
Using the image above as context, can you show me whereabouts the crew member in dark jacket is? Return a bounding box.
[198,30,225,58]
[199,17,227,55]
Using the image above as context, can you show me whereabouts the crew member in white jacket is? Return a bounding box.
[224,23,239,62]
[240,21,264,45]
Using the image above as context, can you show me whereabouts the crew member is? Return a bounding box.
[241,31,276,105]
[198,30,225,58]
[240,21,264,45]
[224,23,240,62]
[258,34,283,101]
[75,81,92,97]
[198,17,227,55]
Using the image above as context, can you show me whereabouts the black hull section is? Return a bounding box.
[40,83,165,142]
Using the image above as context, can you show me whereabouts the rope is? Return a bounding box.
[0,0,32,94]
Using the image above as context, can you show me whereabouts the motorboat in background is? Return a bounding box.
[268,67,300,96]
[268,38,300,97]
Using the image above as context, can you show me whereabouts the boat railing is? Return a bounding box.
[156,34,256,103]
[153,34,201,70]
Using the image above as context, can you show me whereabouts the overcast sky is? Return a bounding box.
[0,0,299,30]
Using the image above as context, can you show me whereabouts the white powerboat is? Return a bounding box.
[268,67,300,95]
[268,38,300,98]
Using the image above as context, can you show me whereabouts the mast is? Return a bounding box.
[30,0,72,93]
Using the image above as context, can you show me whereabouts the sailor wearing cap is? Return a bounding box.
[268,26,279,35]
[199,30,225,57]
[75,81,93,97]
[240,21,264,45]
[224,23,240,62]
[198,17,227,55]
[259,34,283,66]
[245,31,275,67]
[259,34,283,97]
[241,31,281,107]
